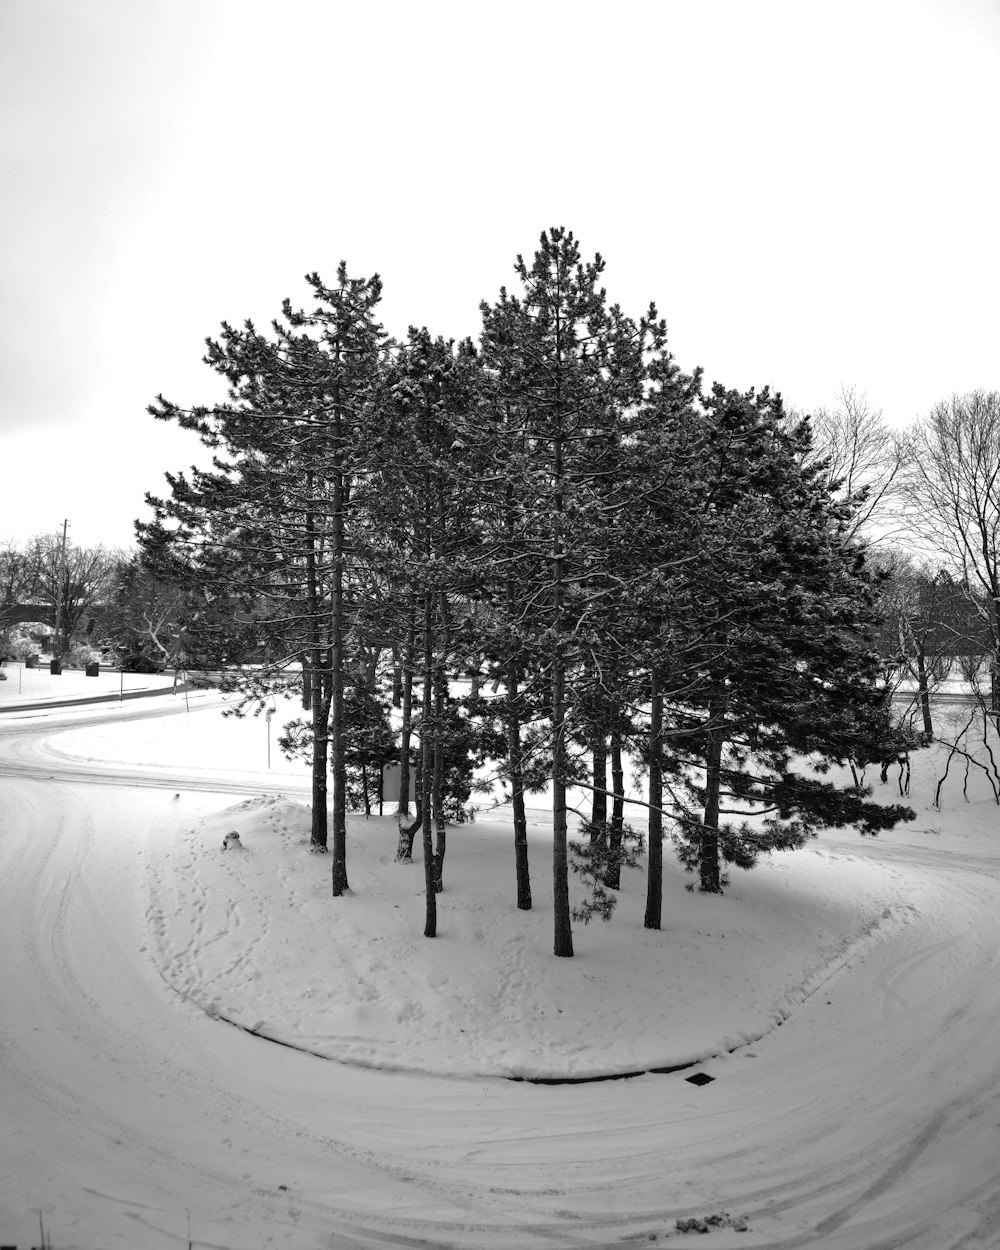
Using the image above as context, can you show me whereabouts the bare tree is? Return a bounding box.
[803,386,905,543]
[872,548,982,739]
[29,535,119,658]
[0,541,37,646]
[901,390,1000,712]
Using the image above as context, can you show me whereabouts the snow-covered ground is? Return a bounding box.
[1,668,998,1248]
[0,660,179,705]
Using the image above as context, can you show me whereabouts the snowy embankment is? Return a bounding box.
[1,675,999,1249]
[143,799,918,1081]
[46,685,919,1081]
[0,659,179,705]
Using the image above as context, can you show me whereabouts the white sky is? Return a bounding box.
[2,0,998,551]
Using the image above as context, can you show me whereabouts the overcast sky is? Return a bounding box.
[2,0,998,551]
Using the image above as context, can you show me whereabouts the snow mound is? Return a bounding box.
[144,797,913,1080]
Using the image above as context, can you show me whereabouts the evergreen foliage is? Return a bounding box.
[570,820,645,924]
[143,226,917,953]
[142,262,386,892]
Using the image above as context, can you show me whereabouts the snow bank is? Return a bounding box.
[42,693,966,1082]
[143,792,916,1081]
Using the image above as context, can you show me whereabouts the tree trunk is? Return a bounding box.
[304,478,328,853]
[310,658,330,853]
[391,641,402,708]
[916,644,934,739]
[591,733,607,837]
[432,657,446,893]
[421,589,437,937]
[606,730,625,890]
[506,655,532,910]
[330,419,349,896]
[503,456,532,909]
[300,651,312,712]
[644,664,663,928]
[431,519,451,894]
[552,655,573,957]
[699,678,726,894]
[395,604,418,861]
[551,416,573,958]
[396,812,422,862]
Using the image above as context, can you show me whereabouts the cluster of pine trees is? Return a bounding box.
[142,228,914,957]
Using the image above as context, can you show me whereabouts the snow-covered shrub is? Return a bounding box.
[68,643,102,669]
[6,627,47,660]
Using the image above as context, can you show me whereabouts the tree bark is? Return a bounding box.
[300,651,313,712]
[391,641,402,708]
[304,474,328,853]
[916,644,934,739]
[395,604,419,862]
[551,394,573,958]
[644,664,663,928]
[310,658,329,853]
[507,655,532,910]
[421,588,437,937]
[432,655,446,893]
[699,677,726,894]
[552,655,573,957]
[503,452,532,909]
[606,730,625,890]
[591,733,608,836]
[330,392,349,897]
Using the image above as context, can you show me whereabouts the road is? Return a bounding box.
[1,696,998,1248]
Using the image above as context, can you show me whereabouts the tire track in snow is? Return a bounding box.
[1,774,537,1249]
[4,711,1000,1247]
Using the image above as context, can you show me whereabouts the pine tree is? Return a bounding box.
[479,228,650,956]
[605,337,703,927]
[144,264,385,890]
[657,386,915,892]
[367,328,482,934]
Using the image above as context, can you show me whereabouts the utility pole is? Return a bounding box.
[52,518,68,660]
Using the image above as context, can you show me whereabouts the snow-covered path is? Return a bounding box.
[1,695,999,1248]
